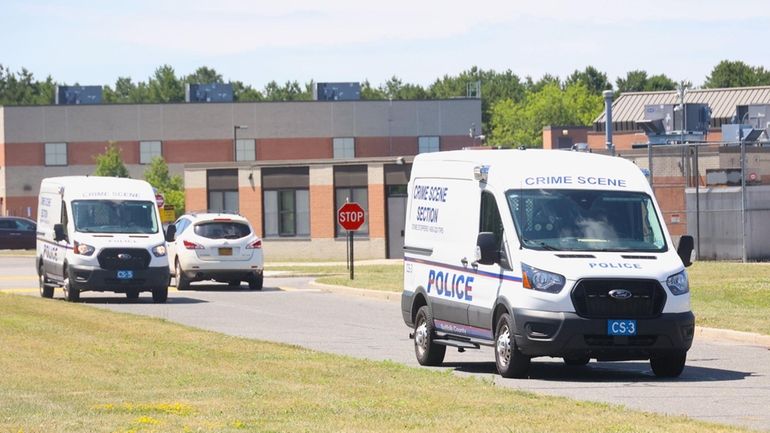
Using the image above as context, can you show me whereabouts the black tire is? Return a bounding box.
[248,272,263,291]
[38,262,54,299]
[650,351,687,378]
[413,306,446,366]
[125,290,140,300]
[152,286,168,303]
[494,313,530,378]
[62,273,80,302]
[563,356,590,367]
[175,260,190,290]
[228,280,241,287]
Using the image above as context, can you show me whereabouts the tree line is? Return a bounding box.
[1,60,768,147]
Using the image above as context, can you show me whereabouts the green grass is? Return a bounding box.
[271,261,770,336]
[0,293,747,433]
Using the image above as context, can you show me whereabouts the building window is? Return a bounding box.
[45,143,67,166]
[334,165,369,237]
[235,139,256,161]
[333,137,355,159]
[418,136,440,153]
[207,169,239,213]
[262,167,310,238]
[140,141,162,164]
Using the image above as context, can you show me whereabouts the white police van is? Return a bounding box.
[401,149,695,378]
[36,176,172,303]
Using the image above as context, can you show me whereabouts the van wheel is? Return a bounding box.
[152,286,168,303]
[413,306,446,366]
[248,273,263,291]
[125,290,139,300]
[495,313,530,378]
[175,260,190,290]
[38,263,54,299]
[650,351,687,378]
[563,356,590,366]
[62,275,80,302]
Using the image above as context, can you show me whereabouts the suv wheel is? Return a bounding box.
[175,260,190,290]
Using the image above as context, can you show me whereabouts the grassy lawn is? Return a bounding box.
[271,261,770,336]
[0,293,747,433]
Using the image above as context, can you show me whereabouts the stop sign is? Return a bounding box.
[155,193,165,208]
[338,202,366,231]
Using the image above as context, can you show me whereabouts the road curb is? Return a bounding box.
[309,280,770,349]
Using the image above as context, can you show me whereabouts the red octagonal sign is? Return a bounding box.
[338,202,366,231]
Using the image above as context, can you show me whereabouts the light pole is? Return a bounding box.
[233,125,248,161]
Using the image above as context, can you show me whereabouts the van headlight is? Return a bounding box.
[666,270,689,295]
[73,241,95,256]
[151,244,167,257]
[521,263,566,294]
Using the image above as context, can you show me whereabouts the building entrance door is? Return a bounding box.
[387,192,407,259]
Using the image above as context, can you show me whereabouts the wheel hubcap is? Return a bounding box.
[415,321,429,356]
[497,325,511,367]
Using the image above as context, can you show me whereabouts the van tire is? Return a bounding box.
[413,306,446,366]
[152,286,168,303]
[248,273,263,291]
[62,275,79,302]
[494,313,530,378]
[650,351,687,378]
[38,263,54,299]
[175,260,190,290]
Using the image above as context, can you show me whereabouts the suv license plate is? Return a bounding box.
[117,270,133,280]
[219,247,232,256]
[607,320,637,336]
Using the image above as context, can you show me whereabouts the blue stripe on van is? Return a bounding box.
[434,319,494,340]
[404,256,522,283]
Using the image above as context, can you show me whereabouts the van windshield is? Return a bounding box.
[72,200,158,234]
[505,189,666,252]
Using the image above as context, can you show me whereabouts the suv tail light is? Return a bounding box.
[183,240,203,250]
[246,239,262,249]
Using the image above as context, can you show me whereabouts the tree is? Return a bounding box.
[93,142,130,177]
[148,65,184,102]
[704,60,770,88]
[524,74,561,93]
[488,83,603,148]
[360,80,386,99]
[184,66,223,84]
[565,66,612,94]
[231,80,263,102]
[144,156,184,216]
[263,80,312,101]
[379,76,428,100]
[616,70,676,93]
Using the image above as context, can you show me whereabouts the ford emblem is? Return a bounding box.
[608,289,632,300]
[117,253,132,260]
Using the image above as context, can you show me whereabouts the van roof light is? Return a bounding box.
[473,165,490,182]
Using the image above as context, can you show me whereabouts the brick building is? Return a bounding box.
[0,99,481,259]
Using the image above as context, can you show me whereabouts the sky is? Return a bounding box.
[2,0,770,90]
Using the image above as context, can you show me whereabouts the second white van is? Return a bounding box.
[402,149,695,378]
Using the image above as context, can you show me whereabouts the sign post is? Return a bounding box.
[337,202,366,280]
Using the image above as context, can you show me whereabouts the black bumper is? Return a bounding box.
[181,269,261,282]
[68,265,170,292]
[512,308,695,361]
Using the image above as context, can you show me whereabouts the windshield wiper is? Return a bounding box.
[523,239,559,251]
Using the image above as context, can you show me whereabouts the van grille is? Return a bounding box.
[571,279,666,319]
[97,248,151,270]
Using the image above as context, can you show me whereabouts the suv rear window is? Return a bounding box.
[194,222,251,239]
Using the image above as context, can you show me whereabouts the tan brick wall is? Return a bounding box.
[310,185,334,238]
[4,195,37,218]
[185,188,207,214]
[265,238,387,261]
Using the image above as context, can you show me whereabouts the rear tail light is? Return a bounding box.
[183,240,203,250]
[246,239,262,249]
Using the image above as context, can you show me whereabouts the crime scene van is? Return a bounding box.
[401,149,695,378]
[36,176,172,303]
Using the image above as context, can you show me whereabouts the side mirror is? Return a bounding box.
[677,235,694,267]
[165,224,177,242]
[475,232,499,265]
[53,224,66,242]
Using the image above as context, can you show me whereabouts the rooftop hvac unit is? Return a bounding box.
[314,82,361,101]
[55,85,102,105]
[185,83,234,103]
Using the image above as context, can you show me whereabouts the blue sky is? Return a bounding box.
[2,0,769,90]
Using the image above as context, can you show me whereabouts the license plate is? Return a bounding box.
[117,270,133,280]
[607,319,637,336]
[218,247,232,256]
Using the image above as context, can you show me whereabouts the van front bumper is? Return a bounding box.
[68,265,170,292]
[512,308,695,361]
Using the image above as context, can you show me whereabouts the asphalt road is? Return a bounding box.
[2,255,769,431]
